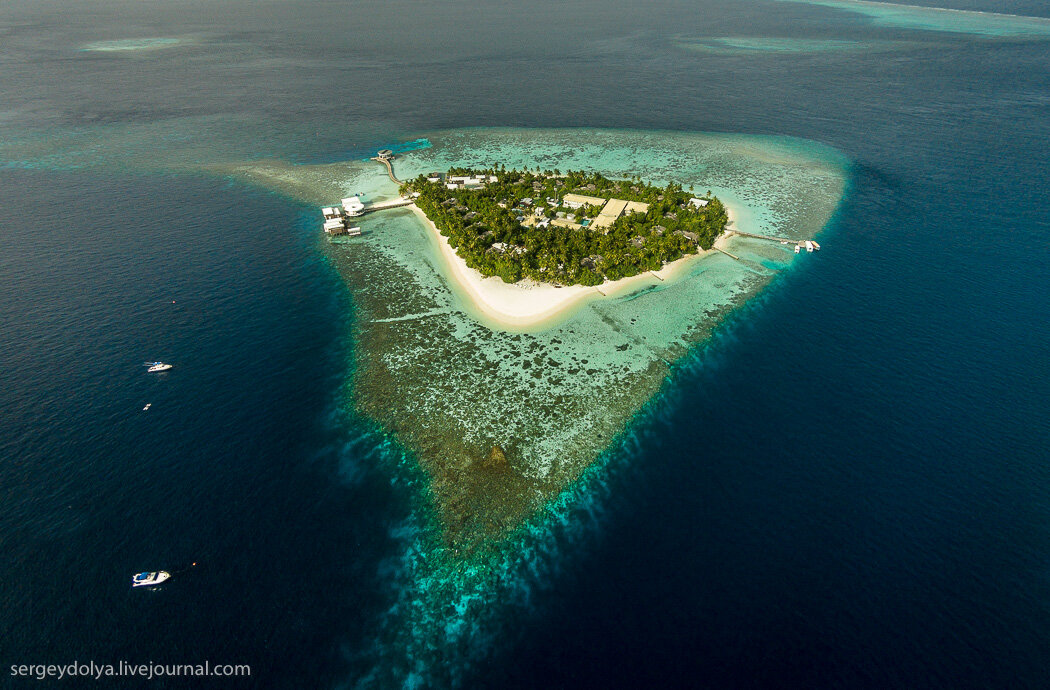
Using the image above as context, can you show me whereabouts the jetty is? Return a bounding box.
[371,149,403,185]
[716,247,741,261]
[725,229,821,254]
[726,229,795,243]
[361,198,413,214]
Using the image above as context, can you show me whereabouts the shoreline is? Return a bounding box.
[407,202,741,331]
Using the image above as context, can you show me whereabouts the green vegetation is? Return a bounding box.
[401,168,728,285]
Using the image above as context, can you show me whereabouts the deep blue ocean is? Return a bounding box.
[2,0,1049,687]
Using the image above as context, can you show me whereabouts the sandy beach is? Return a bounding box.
[408,203,739,330]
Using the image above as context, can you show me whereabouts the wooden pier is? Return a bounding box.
[726,229,796,244]
[371,150,403,185]
[360,198,413,214]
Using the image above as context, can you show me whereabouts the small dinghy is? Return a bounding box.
[132,571,171,587]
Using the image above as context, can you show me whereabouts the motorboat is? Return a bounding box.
[132,571,170,587]
[145,362,172,373]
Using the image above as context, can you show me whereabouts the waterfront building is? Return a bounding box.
[324,218,347,235]
[342,196,365,216]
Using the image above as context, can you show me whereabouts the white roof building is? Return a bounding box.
[324,218,347,235]
[342,196,366,216]
[689,197,710,208]
[562,193,607,209]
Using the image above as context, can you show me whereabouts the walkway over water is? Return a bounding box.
[372,155,403,185]
[726,229,797,243]
[361,198,412,214]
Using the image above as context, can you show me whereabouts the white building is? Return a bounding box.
[324,218,347,235]
[689,197,709,209]
[562,193,606,210]
[446,174,496,188]
[342,196,365,216]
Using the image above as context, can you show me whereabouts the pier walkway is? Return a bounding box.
[726,229,796,244]
[372,156,403,185]
[361,198,413,215]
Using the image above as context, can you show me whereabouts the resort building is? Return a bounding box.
[561,194,650,230]
[689,197,710,208]
[593,198,629,228]
[562,193,606,209]
[342,196,365,217]
[324,218,347,235]
[445,174,498,190]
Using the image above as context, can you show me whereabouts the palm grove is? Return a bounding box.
[402,168,728,286]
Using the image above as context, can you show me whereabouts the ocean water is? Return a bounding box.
[2,0,1049,688]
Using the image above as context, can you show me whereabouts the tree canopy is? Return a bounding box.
[402,168,728,286]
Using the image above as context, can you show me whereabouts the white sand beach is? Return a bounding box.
[408,202,740,330]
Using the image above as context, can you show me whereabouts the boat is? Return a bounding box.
[131,571,170,587]
[142,403,152,411]
[145,362,172,373]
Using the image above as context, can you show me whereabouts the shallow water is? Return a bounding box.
[774,0,1050,36]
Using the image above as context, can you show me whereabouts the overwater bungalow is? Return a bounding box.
[342,196,365,217]
[324,218,347,236]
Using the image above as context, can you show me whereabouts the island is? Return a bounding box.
[204,127,848,675]
[400,168,729,286]
[220,127,846,558]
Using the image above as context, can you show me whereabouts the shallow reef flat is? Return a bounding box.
[774,0,1050,37]
[676,36,897,54]
[81,37,190,52]
[224,128,849,551]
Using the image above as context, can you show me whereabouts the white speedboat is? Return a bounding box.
[145,362,172,373]
[132,571,170,587]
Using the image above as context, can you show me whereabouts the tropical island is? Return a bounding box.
[400,168,729,286]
